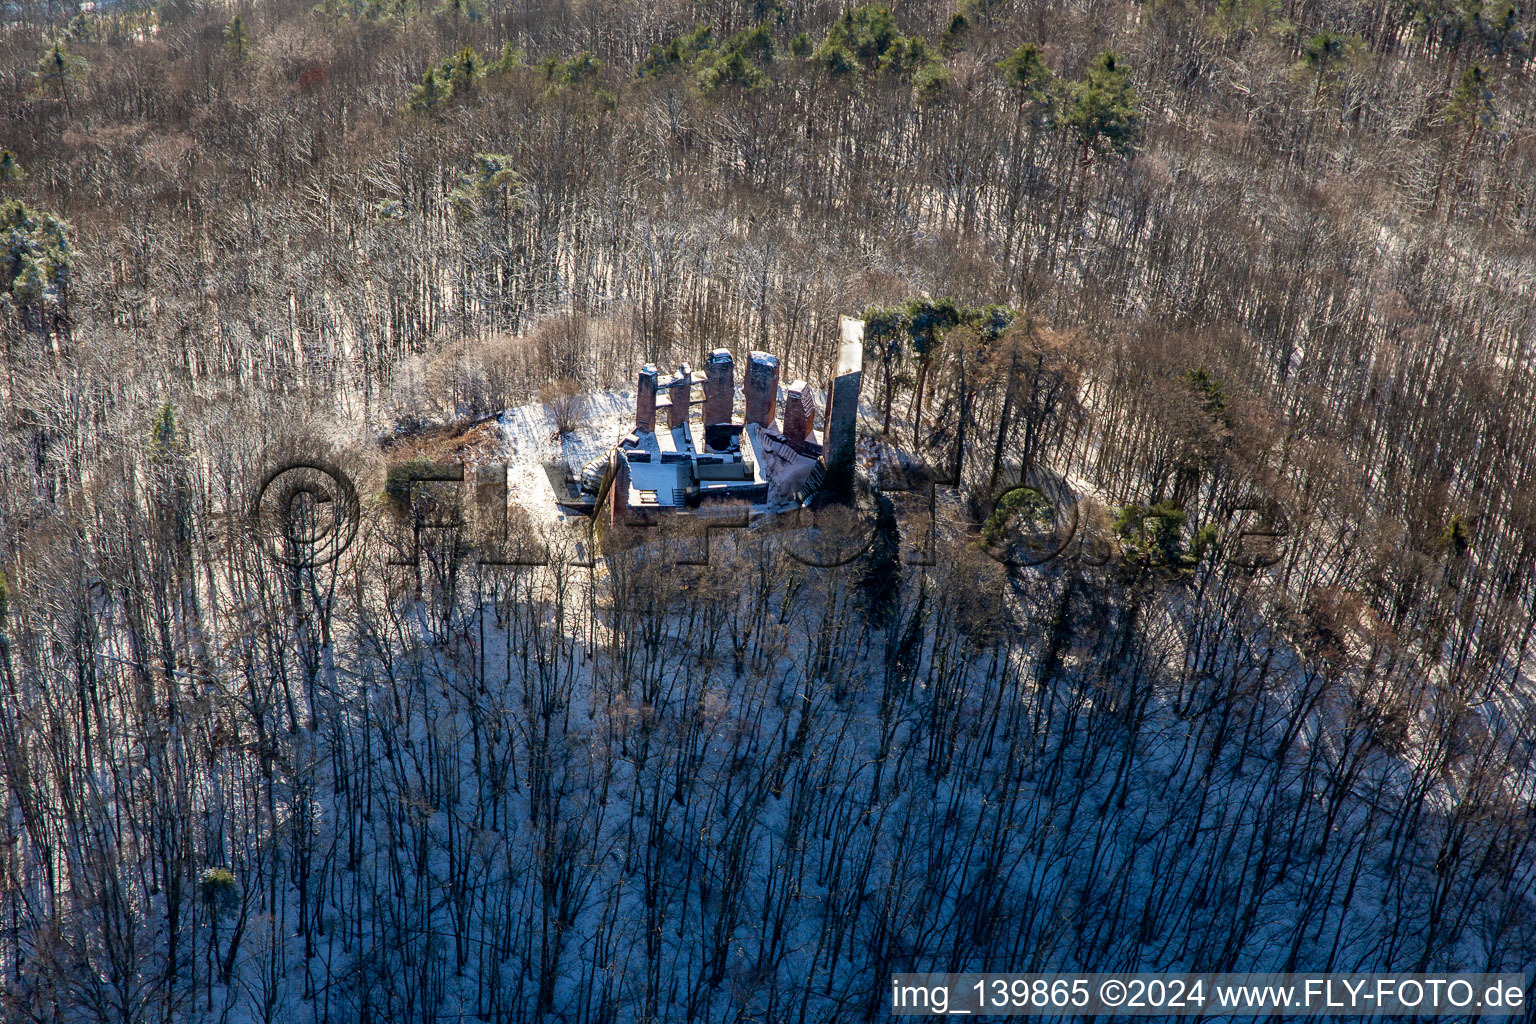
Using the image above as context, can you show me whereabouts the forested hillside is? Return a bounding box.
[1,0,1535,1021]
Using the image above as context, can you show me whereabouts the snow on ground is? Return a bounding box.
[496,390,636,529]
[494,388,898,543]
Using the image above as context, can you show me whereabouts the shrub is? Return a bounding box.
[541,379,583,436]
[385,456,451,510]
[201,867,239,916]
[1113,501,1216,580]
[982,487,1055,546]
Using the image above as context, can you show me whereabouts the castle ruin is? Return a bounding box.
[607,316,864,522]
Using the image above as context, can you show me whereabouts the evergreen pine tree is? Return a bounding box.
[34,43,89,119]
[408,66,453,112]
[1063,51,1140,164]
[1441,63,1497,215]
[224,16,252,60]
[0,151,24,186]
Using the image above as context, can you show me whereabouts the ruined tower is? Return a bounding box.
[782,380,815,442]
[744,351,780,427]
[635,364,659,433]
[666,364,692,429]
[821,317,864,495]
[703,349,735,425]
